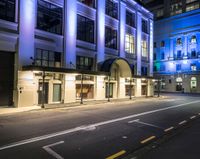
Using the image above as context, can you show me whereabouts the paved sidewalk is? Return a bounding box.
[0,96,166,116]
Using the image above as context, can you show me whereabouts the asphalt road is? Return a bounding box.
[0,94,200,159]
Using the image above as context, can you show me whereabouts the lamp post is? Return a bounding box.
[107,76,110,102]
[80,73,84,104]
[157,79,161,97]
[129,78,132,100]
[41,70,45,108]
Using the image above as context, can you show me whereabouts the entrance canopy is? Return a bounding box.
[100,58,133,77]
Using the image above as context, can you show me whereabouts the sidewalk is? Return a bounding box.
[0,96,166,116]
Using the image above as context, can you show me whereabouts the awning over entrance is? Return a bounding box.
[100,58,133,77]
[22,65,109,76]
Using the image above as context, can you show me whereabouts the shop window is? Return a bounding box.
[77,15,94,43]
[76,84,94,99]
[191,77,197,89]
[0,0,15,22]
[76,56,93,70]
[53,84,61,102]
[35,49,61,67]
[105,26,117,49]
[106,0,118,19]
[37,0,63,35]
[125,34,135,54]
[125,85,134,96]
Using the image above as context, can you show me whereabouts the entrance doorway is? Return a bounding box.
[38,82,49,104]
[0,51,14,106]
[142,85,147,95]
[176,77,183,91]
[106,83,113,98]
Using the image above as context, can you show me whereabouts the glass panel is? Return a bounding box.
[53,84,61,102]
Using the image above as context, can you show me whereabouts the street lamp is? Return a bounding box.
[41,70,45,108]
[157,79,161,97]
[80,73,84,104]
[129,78,132,100]
[107,76,110,102]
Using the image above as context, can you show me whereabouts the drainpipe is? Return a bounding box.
[80,73,84,104]
[107,76,110,102]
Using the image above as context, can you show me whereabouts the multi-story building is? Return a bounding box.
[140,0,200,93]
[0,0,154,107]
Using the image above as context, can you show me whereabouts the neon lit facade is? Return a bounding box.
[0,0,154,107]
[154,9,200,93]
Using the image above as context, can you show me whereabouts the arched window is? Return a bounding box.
[191,77,197,89]
[191,35,197,44]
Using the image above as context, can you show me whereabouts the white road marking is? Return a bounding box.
[179,120,187,125]
[190,116,196,119]
[43,141,64,159]
[164,127,174,132]
[128,119,163,129]
[0,100,200,151]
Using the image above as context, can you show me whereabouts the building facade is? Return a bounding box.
[153,8,200,93]
[0,0,154,107]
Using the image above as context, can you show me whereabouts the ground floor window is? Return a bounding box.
[53,84,61,102]
[125,85,135,96]
[191,77,197,89]
[76,84,94,99]
[176,77,183,91]
[142,85,147,95]
[105,83,113,98]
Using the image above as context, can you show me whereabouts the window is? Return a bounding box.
[142,40,148,57]
[177,50,182,59]
[125,34,135,54]
[154,42,157,48]
[154,66,157,72]
[126,10,135,27]
[0,0,15,22]
[176,64,181,71]
[37,0,63,35]
[142,19,148,33]
[160,65,165,71]
[186,2,199,12]
[78,0,95,8]
[53,84,61,102]
[76,56,93,70]
[106,0,118,19]
[191,77,197,89]
[169,79,172,84]
[35,49,61,67]
[153,53,157,60]
[161,41,165,47]
[156,8,164,18]
[176,38,182,45]
[141,67,148,76]
[170,2,183,16]
[191,64,197,71]
[161,52,165,60]
[105,26,117,49]
[191,35,197,43]
[191,50,197,58]
[77,15,94,43]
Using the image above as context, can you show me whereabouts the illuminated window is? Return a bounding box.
[186,2,199,12]
[126,10,135,27]
[76,56,93,70]
[142,40,148,57]
[191,64,197,71]
[156,8,164,18]
[191,77,197,89]
[176,38,182,45]
[35,49,61,67]
[77,15,94,43]
[170,2,183,16]
[78,0,96,8]
[106,0,118,19]
[191,35,197,43]
[105,26,117,49]
[125,34,135,54]
[37,0,63,35]
[0,0,15,22]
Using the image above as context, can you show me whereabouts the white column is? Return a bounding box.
[64,75,76,103]
[119,1,126,58]
[147,79,154,96]
[97,0,106,64]
[136,12,142,76]
[64,0,77,69]
[95,76,106,100]
[135,78,141,97]
[18,0,36,67]
[149,19,154,77]
[169,38,174,60]
[183,35,188,59]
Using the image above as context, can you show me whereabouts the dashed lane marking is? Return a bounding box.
[179,120,187,125]
[190,116,196,119]
[164,126,174,132]
[105,150,126,159]
[141,136,156,144]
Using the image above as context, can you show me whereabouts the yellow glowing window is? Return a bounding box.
[142,40,148,57]
[125,34,135,54]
